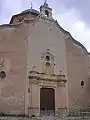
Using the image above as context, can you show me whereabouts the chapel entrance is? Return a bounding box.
[40,88,55,115]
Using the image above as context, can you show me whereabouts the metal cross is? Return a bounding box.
[31,2,33,9]
[44,0,47,5]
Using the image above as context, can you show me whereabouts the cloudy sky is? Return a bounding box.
[0,0,90,52]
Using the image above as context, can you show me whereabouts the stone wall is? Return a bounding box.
[65,37,90,110]
[0,23,27,114]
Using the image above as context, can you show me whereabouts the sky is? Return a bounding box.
[0,0,90,52]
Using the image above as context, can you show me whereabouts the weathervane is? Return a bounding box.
[44,0,48,5]
[31,2,33,9]
[45,0,47,3]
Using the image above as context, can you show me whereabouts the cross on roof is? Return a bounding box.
[44,0,48,6]
[30,2,33,9]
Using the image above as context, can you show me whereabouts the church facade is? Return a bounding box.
[0,2,90,117]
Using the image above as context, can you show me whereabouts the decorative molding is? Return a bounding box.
[28,71,67,85]
[28,107,39,110]
[41,49,55,60]
[0,58,6,67]
[29,79,39,85]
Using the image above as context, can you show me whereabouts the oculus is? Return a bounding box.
[0,71,6,79]
[46,56,50,61]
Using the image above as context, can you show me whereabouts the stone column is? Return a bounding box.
[57,81,67,116]
[28,72,39,117]
[55,87,59,116]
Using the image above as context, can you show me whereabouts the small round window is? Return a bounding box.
[46,56,50,61]
[0,71,6,79]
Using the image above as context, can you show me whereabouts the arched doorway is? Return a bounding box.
[40,88,55,115]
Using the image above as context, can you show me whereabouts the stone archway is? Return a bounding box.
[40,87,55,115]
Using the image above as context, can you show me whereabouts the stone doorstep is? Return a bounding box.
[0,116,90,120]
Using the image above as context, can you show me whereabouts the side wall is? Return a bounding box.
[66,38,90,111]
[88,54,90,78]
[0,24,27,114]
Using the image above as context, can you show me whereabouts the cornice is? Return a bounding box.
[0,22,23,29]
[28,71,67,84]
